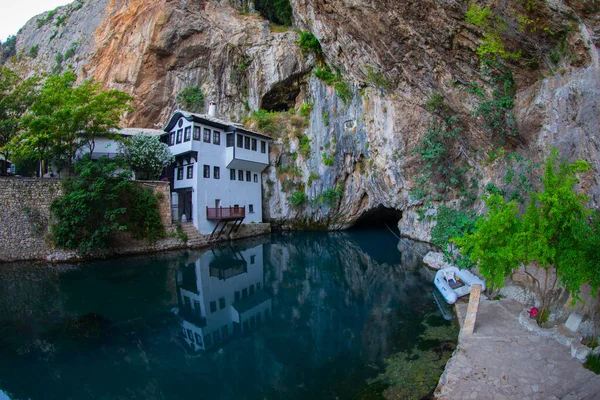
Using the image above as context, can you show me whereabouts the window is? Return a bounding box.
[230,168,236,180]
[203,165,210,178]
[254,174,258,183]
[235,290,240,301]
[194,332,203,346]
[227,133,234,147]
[177,167,183,180]
[193,300,201,312]
[213,131,220,145]
[252,138,257,151]
[238,170,244,181]
[169,132,175,146]
[249,204,254,214]
[187,165,193,179]
[219,297,226,309]
[221,325,228,338]
[250,254,255,264]
[257,282,261,290]
[214,166,220,179]
[210,301,217,313]
[237,134,243,148]
[184,126,191,141]
[193,126,201,140]
[242,288,248,298]
[187,329,194,341]
[250,284,255,295]
[246,171,251,182]
[176,129,182,144]
[261,141,266,153]
[203,128,211,143]
[244,136,250,149]
[213,330,221,343]
[204,334,212,347]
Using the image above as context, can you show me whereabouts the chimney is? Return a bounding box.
[208,101,217,117]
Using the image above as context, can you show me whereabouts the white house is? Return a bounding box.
[162,105,272,235]
[176,243,272,351]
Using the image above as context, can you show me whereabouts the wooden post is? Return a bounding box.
[461,283,482,337]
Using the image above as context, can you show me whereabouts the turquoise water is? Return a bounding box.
[0,230,457,399]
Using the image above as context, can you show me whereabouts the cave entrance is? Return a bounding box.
[260,73,304,112]
[350,205,403,230]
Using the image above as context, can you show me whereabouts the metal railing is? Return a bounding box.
[206,206,245,220]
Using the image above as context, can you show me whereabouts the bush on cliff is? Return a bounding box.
[50,156,165,254]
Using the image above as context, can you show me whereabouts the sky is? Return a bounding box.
[0,0,74,42]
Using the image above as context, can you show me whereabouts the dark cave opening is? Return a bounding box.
[260,73,304,112]
[350,205,403,231]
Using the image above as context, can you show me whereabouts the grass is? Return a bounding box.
[585,353,600,374]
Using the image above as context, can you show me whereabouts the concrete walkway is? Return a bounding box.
[435,298,600,399]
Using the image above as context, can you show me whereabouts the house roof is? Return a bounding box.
[163,110,273,141]
[115,128,164,137]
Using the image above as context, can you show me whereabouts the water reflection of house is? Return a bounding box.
[176,243,272,351]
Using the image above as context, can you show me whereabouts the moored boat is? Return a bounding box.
[434,266,486,305]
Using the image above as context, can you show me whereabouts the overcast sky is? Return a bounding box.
[0,0,74,42]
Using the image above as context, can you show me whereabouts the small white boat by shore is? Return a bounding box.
[434,266,486,305]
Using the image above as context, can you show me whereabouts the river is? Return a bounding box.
[0,230,457,399]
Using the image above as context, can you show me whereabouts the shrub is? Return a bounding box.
[298,134,311,158]
[50,156,165,254]
[299,102,313,117]
[296,31,323,57]
[254,0,293,26]
[319,184,344,207]
[177,86,205,113]
[28,45,39,59]
[0,35,17,63]
[322,152,334,166]
[289,191,307,206]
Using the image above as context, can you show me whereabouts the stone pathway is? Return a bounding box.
[435,298,600,399]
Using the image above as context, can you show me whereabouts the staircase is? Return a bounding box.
[178,222,205,247]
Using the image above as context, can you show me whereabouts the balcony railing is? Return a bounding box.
[206,206,245,220]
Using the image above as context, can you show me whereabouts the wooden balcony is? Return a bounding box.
[206,206,245,221]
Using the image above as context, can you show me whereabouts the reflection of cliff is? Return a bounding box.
[176,243,272,351]
[0,231,455,400]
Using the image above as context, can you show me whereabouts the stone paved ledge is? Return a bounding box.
[435,298,600,399]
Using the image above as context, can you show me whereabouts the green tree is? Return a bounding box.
[455,150,600,316]
[0,67,39,175]
[51,155,165,254]
[119,133,174,180]
[177,86,204,113]
[11,71,133,175]
[254,0,293,26]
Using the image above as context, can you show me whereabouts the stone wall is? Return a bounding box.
[0,177,63,262]
[0,178,174,262]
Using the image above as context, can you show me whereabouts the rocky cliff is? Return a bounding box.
[6,0,600,239]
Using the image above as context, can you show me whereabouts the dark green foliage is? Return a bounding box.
[52,53,64,74]
[296,31,322,57]
[365,66,391,91]
[289,191,308,207]
[318,184,344,207]
[431,206,478,268]
[125,184,166,242]
[585,354,600,374]
[64,42,78,59]
[28,45,39,59]
[314,66,352,104]
[51,156,165,254]
[298,134,310,157]
[177,86,205,113]
[455,150,600,308]
[254,0,293,26]
[1,35,17,63]
[322,152,334,166]
[51,156,130,253]
[36,9,58,28]
[55,14,68,27]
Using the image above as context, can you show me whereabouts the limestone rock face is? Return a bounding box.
[6,0,600,238]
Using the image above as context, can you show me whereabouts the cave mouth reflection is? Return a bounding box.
[350,204,403,230]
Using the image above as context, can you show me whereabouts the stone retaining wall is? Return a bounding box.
[0,177,63,261]
[0,178,174,262]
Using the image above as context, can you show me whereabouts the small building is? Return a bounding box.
[176,243,272,352]
[162,105,272,235]
[90,128,164,160]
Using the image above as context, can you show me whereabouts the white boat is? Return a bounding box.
[434,266,486,305]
